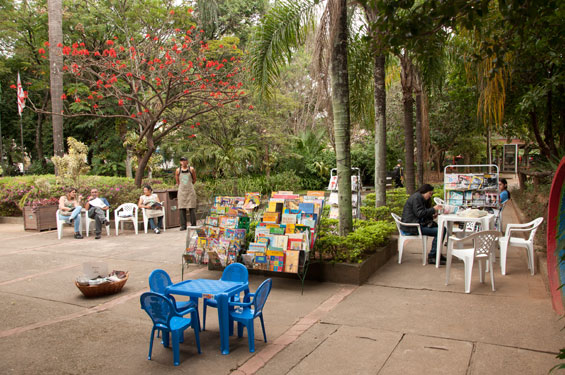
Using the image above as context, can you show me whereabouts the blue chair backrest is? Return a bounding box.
[221,263,248,283]
[140,292,175,329]
[149,269,172,294]
[252,279,272,317]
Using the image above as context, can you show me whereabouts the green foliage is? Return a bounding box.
[315,218,395,263]
[51,137,90,186]
[195,171,304,203]
[0,175,172,216]
[361,188,409,221]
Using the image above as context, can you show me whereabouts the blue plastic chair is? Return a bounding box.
[228,278,272,353]
[149,269,200,330]
[202,263,249,331]
[140,292,201,366]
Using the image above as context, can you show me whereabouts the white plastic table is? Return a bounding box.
[435,213,495,268]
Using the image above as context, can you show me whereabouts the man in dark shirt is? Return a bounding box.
[401,184,445,264]
[392,160,404,188]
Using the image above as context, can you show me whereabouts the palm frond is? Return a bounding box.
[249,0,321,100]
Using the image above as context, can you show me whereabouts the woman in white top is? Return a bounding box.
[138,185,163,234]
[58,187,83,239]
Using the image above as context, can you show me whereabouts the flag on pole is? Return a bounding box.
[17,72,26,116]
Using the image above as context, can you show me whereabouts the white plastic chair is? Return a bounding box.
[445,230,501,293]
[56,209,82,240]
[114,203,138,236]
[391,213,433,265]
[142,206,166,234]
[84,209,110,237]
[499,217,543,276]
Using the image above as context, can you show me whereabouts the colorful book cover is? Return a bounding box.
[220,216,238,228]
[248,242,267,253]
[219,238,231,252]
[256,235,272,247]
[267,201,278,212]
[307,191,326,198]
[285,250,300,273]
[285,224,296,234]
[298,203,315,214]
[285,199,300,211]
[197,237,207,250]
[225,228,236,239]
[328,175,338,190]
[244,192,261,206]
[457,175,473,189]
[448,190,464,205]
[209,226,221,239]
[253,255,268,270]
[262,212,280,224]
[206,216,219,227]
[281,213,297,224]
[329,206,339,219]
[288,238,303,250]
[273,235,288,250]
[234,228,247,240]
[470,175,484,190]
[270,227,285,235]
[269,255,285,272]
[328,192,339,205]
[271,193,300,200]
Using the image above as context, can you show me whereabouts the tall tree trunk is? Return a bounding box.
[415,88,423,188]
[134,148,154,187]
[125,147,133,178]
[330,0,352,236]
[374,54,387,207]
[400,55,415,194]
[35,91,50,167]
[421,92,431,182]
[47,0,64,158]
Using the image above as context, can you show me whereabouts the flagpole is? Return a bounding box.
[19,114,25,175]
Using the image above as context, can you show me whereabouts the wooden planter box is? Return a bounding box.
[23,205,58,231]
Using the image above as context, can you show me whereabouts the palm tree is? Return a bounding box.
[250,0,353,235]
[47,0,64,157]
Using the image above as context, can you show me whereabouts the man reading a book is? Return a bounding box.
[401,184,445,265]
[85,189,110,239]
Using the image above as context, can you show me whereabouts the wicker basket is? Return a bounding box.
[75,272,129,298]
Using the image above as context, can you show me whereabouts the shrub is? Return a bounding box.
[360,188,408,221]
[0,175,173,216]
[314,218,395,263]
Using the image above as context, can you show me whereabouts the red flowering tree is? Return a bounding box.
[32,12,245,186]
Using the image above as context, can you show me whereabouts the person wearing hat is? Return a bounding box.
[393,159,404,188]
[175,156,197,230]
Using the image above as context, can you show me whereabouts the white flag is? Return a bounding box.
[17,72,26,116]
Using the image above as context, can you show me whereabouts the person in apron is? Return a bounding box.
[175,157,197,230]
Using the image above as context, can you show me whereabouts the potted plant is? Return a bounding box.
[22,197,59,231]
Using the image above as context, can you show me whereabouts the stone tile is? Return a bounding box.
[469,342,562,375]
[380,334,473,375]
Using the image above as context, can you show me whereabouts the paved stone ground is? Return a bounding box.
[0,192,563,374]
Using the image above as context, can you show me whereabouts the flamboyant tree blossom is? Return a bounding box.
[32,10,246,186]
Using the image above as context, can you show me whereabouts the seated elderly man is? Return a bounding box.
[401,184,445,265]
[85,188,110,239]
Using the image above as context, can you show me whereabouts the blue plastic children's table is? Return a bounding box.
[165,278,248,354]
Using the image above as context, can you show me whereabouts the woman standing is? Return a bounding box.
[175,156,197,230]
[499,178,511,204]
[58,187,83,239]
[138,185,164,234]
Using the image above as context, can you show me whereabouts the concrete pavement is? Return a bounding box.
[0,199,563,374]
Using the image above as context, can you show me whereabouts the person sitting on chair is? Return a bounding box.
[85,188,110,240]
[138,185,164,234]
[58,187,83,239]
[401,184,445,264]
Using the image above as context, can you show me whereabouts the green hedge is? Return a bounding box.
[314,218,395,263]
[0,175,172,216]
